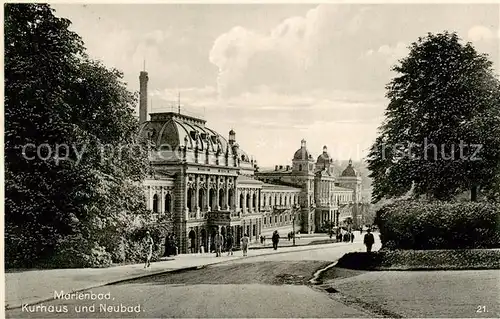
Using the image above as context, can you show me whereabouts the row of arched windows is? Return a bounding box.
[262,212,300,226]
[262,193,298,207]
[334,193,353,203]
[239,193,258,209]
[152,193,173,214]
[186,188,235,212]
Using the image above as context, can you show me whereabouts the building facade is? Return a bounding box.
[138,70,364,254]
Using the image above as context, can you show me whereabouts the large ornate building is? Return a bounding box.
[138,70,364,254]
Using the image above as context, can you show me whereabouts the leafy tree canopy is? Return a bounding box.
[4,4,161,268]
[367,31,500,203]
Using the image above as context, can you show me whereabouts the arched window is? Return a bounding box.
[252,193,257,208]
[165,193,171,213]
[274,195,277,206]
[240,193,244,209]
[199,189,205,210]
[153,194,159,213]
[209,188,216,210]
[299,164,302,171]
[228,189,234,207]
[187,189,193,212]
[219,189,224,208]
[280,195,283,206]
[246,193,250,209]
[269,216,272,224]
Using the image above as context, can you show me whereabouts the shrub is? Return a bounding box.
[45,235,112,268]
[374,200,500,250]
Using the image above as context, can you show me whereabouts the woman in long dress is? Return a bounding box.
[144,231,154,268]
[241,233,249,256]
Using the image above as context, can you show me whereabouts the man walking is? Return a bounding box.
[363,228,375,252]
[214,229,224,257]
[241,233,249,256]
[272,230,280,250]
[144,231,154,268]
[226,232,234,256]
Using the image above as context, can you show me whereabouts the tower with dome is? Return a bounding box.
[255,141,364,234]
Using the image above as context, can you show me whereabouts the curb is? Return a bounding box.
[5,241,354,311]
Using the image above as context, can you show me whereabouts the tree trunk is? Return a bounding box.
[471,185,478,202]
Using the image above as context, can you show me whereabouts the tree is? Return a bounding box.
[4,4,160,268]
[367,32,500,203]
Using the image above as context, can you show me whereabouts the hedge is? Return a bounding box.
[374,201,500,250]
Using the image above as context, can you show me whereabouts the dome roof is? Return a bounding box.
[293,139,313,161]
[293,148,311,160]
[316,145,332,166]
[341,159,358,177]
[138,112,251,163]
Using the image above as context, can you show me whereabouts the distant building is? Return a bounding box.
[137,70,365,254]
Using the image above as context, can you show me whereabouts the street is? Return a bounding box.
[7,239,374,318]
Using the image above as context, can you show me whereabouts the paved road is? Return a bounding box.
[7,241,372,318]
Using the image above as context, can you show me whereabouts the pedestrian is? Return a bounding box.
[350,231,355,243]
[144,230,154,268]
[241,233,249,256]
[214,230,224,257]
[226,232,234,256]
[364,228,375,252]
[272,230,280,250]
[165,235,171,257]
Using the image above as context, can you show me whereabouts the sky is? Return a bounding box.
[52,3,500,167]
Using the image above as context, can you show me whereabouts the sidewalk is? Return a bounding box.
[5,240,348,310]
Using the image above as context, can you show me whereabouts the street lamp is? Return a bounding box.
[292,204,300,246]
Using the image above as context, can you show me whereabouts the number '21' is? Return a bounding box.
[476,305,487,313]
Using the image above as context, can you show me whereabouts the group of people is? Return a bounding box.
[334,227,376,252]
[336,231,355,243]
[287,231,301,241]
[142,227,376,268]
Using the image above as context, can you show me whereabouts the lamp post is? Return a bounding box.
[292,204,300,246]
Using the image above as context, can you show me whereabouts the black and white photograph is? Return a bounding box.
[4,1,500,318]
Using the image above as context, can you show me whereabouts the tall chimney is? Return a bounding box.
[139,71,149,124]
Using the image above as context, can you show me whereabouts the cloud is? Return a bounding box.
[468,25,496,41]
[209,4,355,98]
[374,42,409,64]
